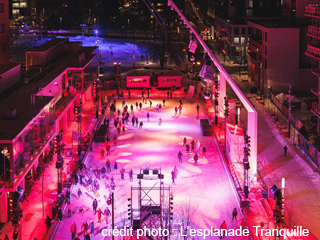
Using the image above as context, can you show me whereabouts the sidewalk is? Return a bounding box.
[0,100,98,240]
[211,43,320,238]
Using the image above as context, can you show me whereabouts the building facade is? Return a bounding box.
[0,0,10,64]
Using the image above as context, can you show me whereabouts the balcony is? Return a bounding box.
[249,35,262,48]
[305,45,320,60]
[311,101,320,118]
[305,6,320,18]
[307,25,320,39]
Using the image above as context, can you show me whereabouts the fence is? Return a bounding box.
[268,91,319,169]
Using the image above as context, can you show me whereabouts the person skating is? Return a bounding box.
[156,104,159,111]
[70,222,77,239]
[167,91,169,99]
[191,140,195,151]
[171,170,175,184]
[101,166,106,179]
[147,112,150,121]
[183,137,187,146]
[173,166,178,179]
[178,151,183,163]
[178,105,182,114]
[92,198,98,213]
[113,136,117,146]
[147,90,150,98]
[120,167,125,179]
[149,100,152,108]
[196,140,201,152]
[202,146,207,157]
[163,99,166,106]
[114,161,118,174]
[131,116,135,126]
[117,126,121,135]
[77,188,82,198]
[95,208,103,223]
[194,153,199,166]
[84,232,90,240]
[179,99,182,106]
[232,208,238,221]
[58,207,63,222]
[174,106,178,115]
[139,121,143,129]
[158,118,162,126]
[106,159,111,172]
[129,169,133,181]
[135,117,139,127]
[67,202,72,218]
[220,220,227,239]
[81,221,88,236]
[89,220,94,236]
[159,103,162,112]
[4,234,9,240]
[122,125,126,134]
[139,102,142,110]
[284,145,288,157]
[186,144,190,153]
[100,148,105,159]
[104,207,111,224]
[128,90,131,98]
[79,206,84,216]
[196,104,201,115]
[130,104,134,114]
[106,144,111,155]
[45,215,51,232]
[117,109,120,117]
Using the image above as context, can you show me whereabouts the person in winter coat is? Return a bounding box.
[84,233,90,240]
[183,137,187,146]
[95,208,103,223]
[104,207,111,224]
[202,146,207,157]
[114,161,118,174]
[67,203,72,218]
[100,148,105,159]
[196,140,201,152]
[171,171,175,184]
[158,118,162,126]
[101,166,106,178]
[66,189,71,203]
[149,100,152,108]
[113,136,117,146]
[92,199,98,213]
[232,208,238,221]
[178,105,182,114]
[178,151,183,163]
[174,107,178,115]
[139,102,142,110]
[220,220,227,239]
[58,207,63,222]
[122,125,126,134]
[136,102,138,110]
[194,153,199,166]
[186,144,190,153]
[79,206,84,216]
[179,99,183,106]
[120,167,125,179]
[129,169,133,181]
[196,104,200,115]
[163,99,166,106]
[78,188,82,198]
[106,144,111,155]
[131,116,135,126]
[147,112,150,121]
[130,104,134,114]
[106,159,111,172]
[70,222,77,239]
[81,221,88,236]
[139,121,143,129]
[135,117,139,127]
[284,145,288,157]
[45,216,51,232]
[191,140,195,151]
[173,166,178,179]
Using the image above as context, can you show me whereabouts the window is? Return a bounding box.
[0,3,4,13]
[234,27,239,35]
[265,59,267,69]
[234,37,239,44]
[241,37,245,44]
[248,27,252,35]
[264,45,267,56]
[265,32,268,42]
[1,23,4,33]
[1,43,5,54]
[242,27,245,35]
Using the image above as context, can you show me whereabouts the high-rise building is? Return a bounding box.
[0,0,10,64]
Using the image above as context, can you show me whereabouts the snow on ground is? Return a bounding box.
[55,98,247,240]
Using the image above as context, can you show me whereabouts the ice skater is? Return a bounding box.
[174,106,178,115]
[194,153,199,165]
[114,161,118,174]
[232,208,238,221]
[173,166,178,180]
[183,137,187,146]
[149,100,152,108]
[92,198,98,213]
[178,151,183,163]
[171,170,175,184]
[220,220,227,239]
[100,148,105,159]
[284,145,288,157]
[196,104,200,115]
[139,102,142,110]
[129,169,133,181]
[139,121,143,129]
[158,118,162,126]
[147,112,150,121]
[163,99,166,106]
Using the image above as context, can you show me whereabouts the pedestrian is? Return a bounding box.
[170,91,173,99]
[156,104,159,111]
[130,104,134,114]
[284,145,288,157]
[4,234,9,240]
[136,102,138,110]
[240,218,247,231]
[101,166,106,178]
[163,99,165,106]
[81,221,88,236]
[58,207,63,222]
[100,148,105,159]
[122,100,125,108]
[135,117,139,127]
[122,125,126,134]
[232,208,238,221]
[147,112,150,121]
[117,126,121,135]
[194,153,199,166]
[139,121,143,129]
[95,208,103,223]
[139,102,142,110]
[159,103,162,112]
[70,222,77,239]
[78,188,82,198]
[114,161,118,174]
[120,167,125,179]
[179,105,182,114]
[74,172,78,185]
[220,220,227,239]
[129,169,133,181]
[183,137,187,146]
[174,106,178,115]
[92,198,98,213]
[67,202,72,218]
[158,118,162,126]
[106,144,111,155]
[13,230,18,240]
[149,100,152,108]
[129,90,131,98]
[79,206,84,216]
[147,90,150,98]
[89,220,94,236]
[66,189,71,203]
[171,170,175,184]
[186,144,190,153]
[196,104,200,115]
[191,140,195,151]
[117,109,120,117]
[196,140,201,152]
[106,159,111,172]
[202,146,207,157]
[132,116,135,126]
[84,233,90,240]
[179,99,182,106]
[178,151,183,163]
[104,207,111,224]
[167,91,169,99]
[173,166,178,179]
[113,136,117,146]
[45,216,51,232]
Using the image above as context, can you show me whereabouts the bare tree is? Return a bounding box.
[175,201,199,240]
